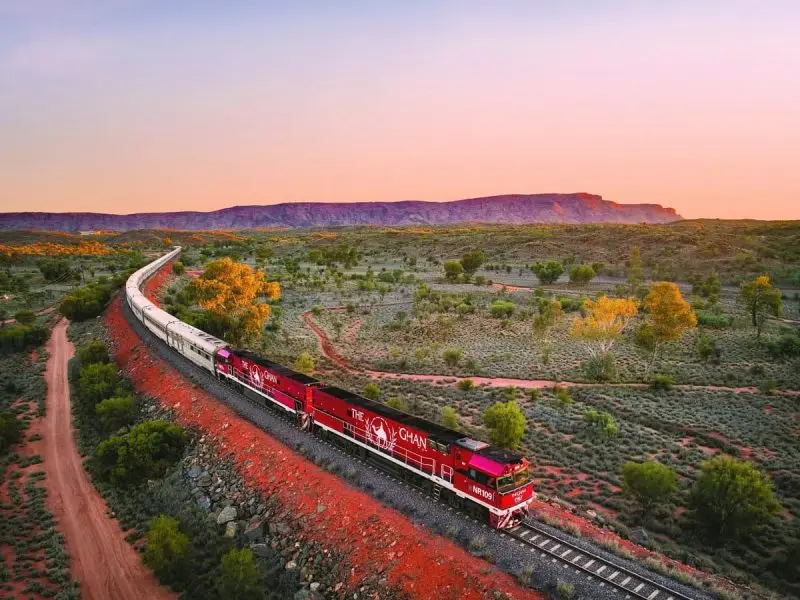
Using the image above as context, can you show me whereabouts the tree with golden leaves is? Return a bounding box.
[570,296,638,358]
[189,257,280,345]
[643,282,697,375]
[738,275,782,339]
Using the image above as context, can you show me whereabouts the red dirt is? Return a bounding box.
[107,297,544,599]
[42,318,175,600]
[142,261,175,308]
[343,318,362,344]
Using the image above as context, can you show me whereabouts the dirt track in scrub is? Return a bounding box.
[302,309,800,396]
[41,318,174,600]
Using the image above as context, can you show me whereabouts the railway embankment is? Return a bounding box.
[106,293,547,600]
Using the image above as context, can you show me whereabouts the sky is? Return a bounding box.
[1,1,799,219]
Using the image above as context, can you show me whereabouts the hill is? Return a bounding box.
[0,194,679,232]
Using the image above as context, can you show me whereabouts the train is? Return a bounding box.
[126,248,534,529]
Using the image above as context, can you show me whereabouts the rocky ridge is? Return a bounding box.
[0,193,681,231]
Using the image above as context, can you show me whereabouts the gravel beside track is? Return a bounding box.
[122,297,712,600]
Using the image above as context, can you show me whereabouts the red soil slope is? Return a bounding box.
[42,319,175,600]
[106,295,544,600]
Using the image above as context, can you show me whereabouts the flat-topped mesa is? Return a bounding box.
[0,193,682,232]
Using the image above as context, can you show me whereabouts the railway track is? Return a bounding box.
[506,521,696,600]
[122,298,707,600]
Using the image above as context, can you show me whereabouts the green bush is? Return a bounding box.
[443,347,463,367]
[583,353,618,382]
[363,383,380,401]
[651,374,674,391]
[0,325,49,355]
[218,547,262,598]
[13,309,36,326]
[96,395,137,432]
[483,400,526,449]
[78,340,110,366]
[441,405,460,430]
[385,397,409,412]
[78,362,120,407]
[59,281,118,321]
[144,515,189,579]
[489,300,515,318]
[766,333,800,358]
[95,420,187,485]
[696,312,732,328]
[457,379,474,391]
[171,262,186,275]
[0,411,24,454]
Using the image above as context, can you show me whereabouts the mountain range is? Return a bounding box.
[0,194,681,231]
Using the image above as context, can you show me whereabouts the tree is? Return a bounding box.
[363,383,380,401]
[483,400,526,449]
[0,411,23,454]
[533,298,563,341]
[144,515,189,578]
[570,296,637,359]
[738,275,782,339]
[532,261,564,285]
[219,548,262,599]
[293,351,315,375]
[385,397,409,412]
[460,249,486,277]
[443,347,463,367]
[621,461,676,517]
[78,340,110,366]
[568,264,596,286]
[583,408,618,437]
[443,260,464,282]
[627,246,644,292]
[688,455,780,539]
[96,420,187,485]
[188,257,280,345]
[13,309,36,326]
[642,282,697,374]
[96,395,137,432]
[441,405,460,430]
[78,362,120,407]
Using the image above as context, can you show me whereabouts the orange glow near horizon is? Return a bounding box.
[1,2,798,220]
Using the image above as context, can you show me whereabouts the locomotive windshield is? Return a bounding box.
[497,467,531,493]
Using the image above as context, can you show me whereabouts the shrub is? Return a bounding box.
[59,281,117,321]
[621,461,677,516]
[441,405,460,430]
[218,548,262,598]
[483,400,526,449]
[696,333,716,362]
[584,408,618,437]
[651,374,674,391]
[293,351,315,375]
[457,379,474,391]
[688,455,780,540]
[759,379,777,396]
[443,347,463,367]
[0,325,49,355]
[78,362,120,406]
[386,397,409,412]
[95,420,186,485]
[78,340,110,366]
[765,333,800,358]
[489,300,515,318]
[568,264,596,285]
[634,322,657,350]
[363,383,380,401]
[583,353,618,382]
[0,411,24,454]
[556,582,576,599]
[13,309,36,325]
[96,395,137,432]
[696,312,731,328]
[171,262,186,275]
[144,515,189,579]
[532,261,564,285]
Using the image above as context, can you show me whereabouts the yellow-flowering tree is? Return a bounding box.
[643,282,697,374]
[570,296,638,358]
[189,257,280,345]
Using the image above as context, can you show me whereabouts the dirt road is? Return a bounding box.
[42,319,174,600]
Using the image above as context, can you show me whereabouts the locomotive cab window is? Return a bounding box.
[431,440,448,454]
[497,475,515,493]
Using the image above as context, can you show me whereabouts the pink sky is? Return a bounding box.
[1,2,799,219]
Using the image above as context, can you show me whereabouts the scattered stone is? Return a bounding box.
[286,560,297,570]
[630,527,649,547]
[225,521,238,537]
[217,505,237,525]
[310,582,321,592]
[187,465,202,479]
[316,503,326,514]
[197,495,212,511]
[250,543,270,558]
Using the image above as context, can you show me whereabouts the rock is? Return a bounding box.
[286,560,297,571]
[276,521,292,536]
[316,503,326,514]
[225,522,238,537]
[310,582,321,592]
[244,519,265,543]
[250,543,270,558]
[197,495,212,511]
[187,465,202,479]
[630,527,649,546]
[294,590,324,600]
[217,505,237,525]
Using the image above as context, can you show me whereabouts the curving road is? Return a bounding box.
[42,319,174,600]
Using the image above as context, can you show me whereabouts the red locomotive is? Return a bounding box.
[214,347,533,528]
